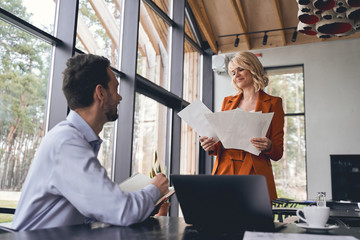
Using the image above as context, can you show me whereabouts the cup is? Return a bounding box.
[296,206,330,227]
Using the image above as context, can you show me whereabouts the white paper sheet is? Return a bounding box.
[177,99,219,141]
[177,99,274,156]
[204,109,273,155]
[243,231,358,240]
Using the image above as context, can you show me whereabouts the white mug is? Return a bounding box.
[296,206,330,227]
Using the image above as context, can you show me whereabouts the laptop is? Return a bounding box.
[171,174,282,234]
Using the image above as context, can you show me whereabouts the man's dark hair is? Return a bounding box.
[62,54,111,109]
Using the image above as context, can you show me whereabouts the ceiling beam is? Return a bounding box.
[187,0,218,54]
[230,0,250,50]
[272,0,286,46]
[89,0,119,49]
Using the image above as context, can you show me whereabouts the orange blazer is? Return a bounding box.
[210,90,284,201]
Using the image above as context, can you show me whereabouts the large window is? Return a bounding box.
[137,1,170,90]
[180,41,201,174]
[132,93,168,176]
[75,0,124,178]
[0,1,54,223]
[76,0,122,68]
[265,66,306,200]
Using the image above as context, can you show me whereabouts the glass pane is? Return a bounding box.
[98,122,115,178]
[185,17,197,44]
[76,0,122,68]
[137,1,170,90]
[183,41,201,102]
[0,20,52,222]
[180,41,201,175]
[132,93,168,177]
[147,0,171,16]
[265,66,306,200]
[266,66,304,114]
[272,115,307,200]
[0,0,56,35]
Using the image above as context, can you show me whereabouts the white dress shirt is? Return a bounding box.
[12,111,160,231]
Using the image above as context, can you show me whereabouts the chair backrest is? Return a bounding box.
[0,207,16,233]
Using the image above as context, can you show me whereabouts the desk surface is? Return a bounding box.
[1,217,360,240]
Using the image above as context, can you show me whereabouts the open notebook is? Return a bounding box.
[119,173,175,206]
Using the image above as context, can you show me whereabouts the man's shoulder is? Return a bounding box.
[47,120,85,142]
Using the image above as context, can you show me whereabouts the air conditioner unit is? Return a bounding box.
[212,55,227,73]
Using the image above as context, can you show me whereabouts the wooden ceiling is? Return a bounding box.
[187,0,360,54]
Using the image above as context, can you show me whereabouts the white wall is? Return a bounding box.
[213,38,360,200]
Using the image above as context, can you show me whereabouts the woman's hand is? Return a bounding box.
[199,136,217,152]
[251,137,272,152]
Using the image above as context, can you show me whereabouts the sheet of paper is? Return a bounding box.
[243,231,358,240]
[177,99,219,141]
[204,110,273,156]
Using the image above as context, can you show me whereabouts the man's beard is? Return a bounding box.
[106,107,118,122]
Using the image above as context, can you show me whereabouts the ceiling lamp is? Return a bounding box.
[346,0,360,7]
[297,22,317,35]
[297,0,359,38]
[316,18,353,34]
[292,29,298,42]
[313,0,336,10]
[262,32,268,45]
[234,35,239,47]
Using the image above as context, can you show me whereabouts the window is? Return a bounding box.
[76,0,122,68]
[0,7,53,222]
[76,0,124,178]
[132,93,168,176]
[0,0,56,35]
[265,66,306,200]
[137,0,170,90]
[180,41,201,174]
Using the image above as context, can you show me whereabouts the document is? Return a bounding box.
[177,99,219,141]
[243,231,358,240]
[118,173,175,207]
[177,99,274,156]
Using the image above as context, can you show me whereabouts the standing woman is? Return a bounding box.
[200,51,284,201]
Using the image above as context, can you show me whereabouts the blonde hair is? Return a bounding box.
[227,51,269,94]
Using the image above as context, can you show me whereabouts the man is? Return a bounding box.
[12,54,169,231]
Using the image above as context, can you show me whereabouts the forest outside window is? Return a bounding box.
[0,10,53,222]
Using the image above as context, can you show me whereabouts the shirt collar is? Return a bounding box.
[66,110,103,154]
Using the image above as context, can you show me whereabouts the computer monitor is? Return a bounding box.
[330,154,360,202]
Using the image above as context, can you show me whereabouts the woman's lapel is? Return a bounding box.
[255,90,272,113]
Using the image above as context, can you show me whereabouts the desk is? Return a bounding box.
[1,217,360,240]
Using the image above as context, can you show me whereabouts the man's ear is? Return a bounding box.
[94,84,105,103]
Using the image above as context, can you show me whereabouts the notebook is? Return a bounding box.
[171,174,281,234]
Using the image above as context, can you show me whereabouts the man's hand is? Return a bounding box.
[151,173,169,197]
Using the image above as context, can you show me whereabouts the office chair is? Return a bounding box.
[0,207,16,233]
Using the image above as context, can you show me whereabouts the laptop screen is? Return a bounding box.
[171,174,275,233]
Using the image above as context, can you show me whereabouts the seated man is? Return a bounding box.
[11,54,169,231]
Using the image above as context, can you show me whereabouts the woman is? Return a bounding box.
[200,51,284,201]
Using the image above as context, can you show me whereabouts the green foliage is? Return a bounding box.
[266,69,307,200]
[0,1,51,190]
